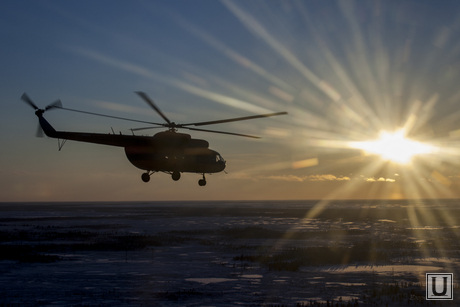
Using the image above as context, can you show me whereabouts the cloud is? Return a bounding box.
[257,174,401,183]
[91,100,151,117]
[307,174,351,181]
[266,175,307,182]
[365,177,396,183]
[67,47,273,114]
[266,174,351,182]
[291,158,319,169]
[69,47,155,79]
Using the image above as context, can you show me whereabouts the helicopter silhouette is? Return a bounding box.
[22,92,287,186]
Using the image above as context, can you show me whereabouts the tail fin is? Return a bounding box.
[37,114,58,138]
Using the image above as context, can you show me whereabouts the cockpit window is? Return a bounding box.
[216,154,225,163]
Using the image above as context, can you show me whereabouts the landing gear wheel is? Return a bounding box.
[141,172,150,183]
[172,171,181,181]
[198,174,206,186]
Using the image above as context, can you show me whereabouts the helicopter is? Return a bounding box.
[22,92,287,186]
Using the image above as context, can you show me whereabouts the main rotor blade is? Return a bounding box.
[131,126,166,132]
[21,93,39,110]
[135,91,172,125]
[56,106,164,126]
[182,111,288,127]
[186,127,260,139]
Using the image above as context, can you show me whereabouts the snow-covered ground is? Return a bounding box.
[0,200,459,306]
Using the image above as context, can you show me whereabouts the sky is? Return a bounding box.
[2,0,460,201]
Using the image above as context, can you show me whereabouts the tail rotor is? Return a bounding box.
[45,99,62,111]
[21,92,62,137]
[21,93,40,110]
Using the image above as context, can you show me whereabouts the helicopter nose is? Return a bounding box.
[218,159,226,172]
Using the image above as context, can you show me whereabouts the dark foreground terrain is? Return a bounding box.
[0,200,459,306]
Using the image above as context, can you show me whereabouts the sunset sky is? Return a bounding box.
[2,0,460,201]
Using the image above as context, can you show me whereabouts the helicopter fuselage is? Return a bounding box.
[37,114,226,182]
[124,131,226,174]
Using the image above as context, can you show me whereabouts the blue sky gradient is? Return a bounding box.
[2,0,460,201]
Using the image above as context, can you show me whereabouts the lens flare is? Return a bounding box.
[348,129,439,164]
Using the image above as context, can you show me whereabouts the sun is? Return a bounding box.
[349,129,438,164]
